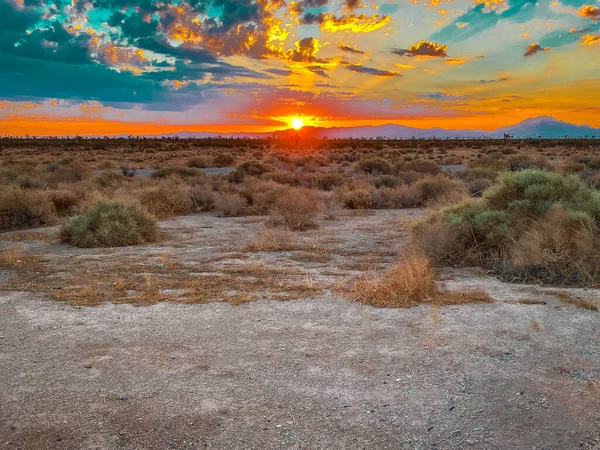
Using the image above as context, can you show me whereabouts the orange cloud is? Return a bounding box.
[580,34,600,44]
[476,0,507,12]
[338,43,367,54]
[320,13,391,33]
[286,37,323,62]
[579,5,600,19]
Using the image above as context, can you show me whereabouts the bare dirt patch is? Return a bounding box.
[1,210,600,449]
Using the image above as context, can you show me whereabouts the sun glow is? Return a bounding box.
[291,117,305,130]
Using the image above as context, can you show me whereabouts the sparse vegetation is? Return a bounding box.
[0,187,56,231]
[412,169,600,285]
[351,250,494,308]
[60,201,159,248]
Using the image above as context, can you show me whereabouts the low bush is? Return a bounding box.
[132,181,192,219]
[214,192,247,217]
[412,170,600,284]
[0,187,56,231]
[46,160,94,184]
[356,157,394,175]
[187,156,210,168]
[61,201,159,248]
[267,187,323,230]
[335,184,374,209]
[401,159,441,175]
[228,160,270,183]
[214,153,235,167]
[48,190,79,216]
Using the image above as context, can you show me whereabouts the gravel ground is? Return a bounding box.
[1,211,599,449]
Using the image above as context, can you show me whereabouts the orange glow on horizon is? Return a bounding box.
[2,110,600,137]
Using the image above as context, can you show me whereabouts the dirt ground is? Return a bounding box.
[1,210,599,449]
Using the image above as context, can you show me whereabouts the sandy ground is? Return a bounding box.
[1,210,599,449]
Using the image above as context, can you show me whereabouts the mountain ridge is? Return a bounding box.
[147,116,600,139]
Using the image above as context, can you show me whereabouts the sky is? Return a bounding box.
[1,0,600,136]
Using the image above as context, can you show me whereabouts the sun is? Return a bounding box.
[291,117,305,130]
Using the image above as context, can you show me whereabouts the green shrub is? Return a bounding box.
[411,170,600,284]
[61,201,159,248]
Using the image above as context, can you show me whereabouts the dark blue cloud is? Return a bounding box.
[346,65,399,77]
[417,92,467,100]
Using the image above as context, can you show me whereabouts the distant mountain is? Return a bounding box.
[491,117,600,139]
[152,116,600,140]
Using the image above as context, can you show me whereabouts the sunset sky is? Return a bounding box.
[1,0,600,135]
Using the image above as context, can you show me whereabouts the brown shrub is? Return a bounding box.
[509,206,600,283]
[334,183,374,209]
[377,185,423,208]
[47,160,94,184]
[243,179,290,215]
[0,187,56,231]
[415,175,467,205]
[214,192,247,217]
[48,190,79,216]
[116,180,192,219]
[401,159,441,175]
[188,184,215,212]
[187,156,210,168]
[267,187,323,230]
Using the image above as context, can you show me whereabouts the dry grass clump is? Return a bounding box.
[334,183,374,209]
[0,187,56,231]
[551,290,598,311]
[214,191,247,217]
[187,156,210,168]
[267,187,323,230]
[246,227,298,251]
[351,250,493,308]
[46,160,94,184]
[132,180,193,219]
[242,179,290,215]
[412,170,600,285]
[60,201,160,248]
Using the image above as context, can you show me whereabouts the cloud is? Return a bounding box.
[417,92,467,100]
[346,65,399,77]
[338,43,366,54]
[579,5,600,19]
[431,0,538,43]
[285,37,326,63]
[265,68,296,76]
[479,76,509,83]
[345,0,362,10]
[580,34,600,44]
[305,66,331,78]
[523,42,549,56]
[393,41,448,57]
[319,13,391,33]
